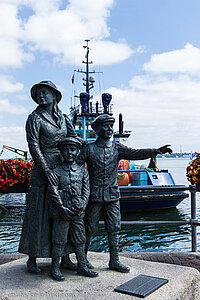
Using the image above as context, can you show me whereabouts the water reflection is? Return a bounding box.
[0,193,25,207]
[0,226,22,253]
[0,188,198,254]
[0,207,24,253]
[0,205,194,254]
[89,207,191,253]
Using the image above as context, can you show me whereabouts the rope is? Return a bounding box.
[98,69,102,97]
[154,157,160,171]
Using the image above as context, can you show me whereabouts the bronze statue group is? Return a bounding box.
[19,81,172,281]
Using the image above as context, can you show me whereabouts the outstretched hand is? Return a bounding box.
[157,145,173,155]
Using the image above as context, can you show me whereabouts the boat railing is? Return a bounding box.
[70,102,113,116]
[0,185,199,252]
[118,169,175,186]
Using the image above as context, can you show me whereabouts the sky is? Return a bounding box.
[1,0,200,157]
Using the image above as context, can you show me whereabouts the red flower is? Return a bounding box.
[0,158,32,189]
[186,153,200,185]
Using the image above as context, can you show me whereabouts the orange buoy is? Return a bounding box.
[118,160,133,183]
[118,160,130,170]
[117,172,129,186]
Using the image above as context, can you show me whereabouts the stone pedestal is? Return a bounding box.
[0,252,199,299]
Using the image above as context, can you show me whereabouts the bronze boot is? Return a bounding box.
[60,255,77,271]
[85,238,94,269]
[76,246,98,277]
[108,233,130,273]
[27,256,41,273]
[51,256,65,281]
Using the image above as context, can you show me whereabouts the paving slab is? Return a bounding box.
[0,252,200,300]
[121,251,200,271]
[0,253,26,266]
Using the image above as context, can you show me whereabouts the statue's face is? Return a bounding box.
[60,145,79,164]
[36,87,55,106]
[96,122,114,140]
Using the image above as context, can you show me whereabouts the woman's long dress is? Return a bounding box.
[18,106,77,257]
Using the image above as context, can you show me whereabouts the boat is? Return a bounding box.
[119,172,188,212]
[70,40,189,212]
[0,41,189,210]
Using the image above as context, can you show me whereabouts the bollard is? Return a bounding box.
[190,185,198,252]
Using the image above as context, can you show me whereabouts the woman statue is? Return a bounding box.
[19,80,78,273]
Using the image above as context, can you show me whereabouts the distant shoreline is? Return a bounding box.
[157,153,193,159]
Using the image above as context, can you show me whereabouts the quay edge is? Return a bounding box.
[0,252,200,299]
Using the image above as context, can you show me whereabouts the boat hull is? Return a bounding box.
[119,185,189,212]
[0,183,189,213]
[0,183,29,194]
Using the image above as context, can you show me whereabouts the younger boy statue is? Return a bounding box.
[48,137,98,281]
[77,114,172,273]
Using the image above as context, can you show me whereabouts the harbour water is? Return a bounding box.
[0,158,199,254]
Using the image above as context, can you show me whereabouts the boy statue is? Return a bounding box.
[77,114,172,273]
[48,137,98,281]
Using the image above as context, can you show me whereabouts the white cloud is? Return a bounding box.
[23,0,61,15]
[82,40,133,66]
[0,76,23,93]
[0,0,133,68]
[16,94,29,101]
[108,77,200,152]
[0,3,33,67]
[106,43,200,152]
[0,126,27,153]
[143,43,200,75]
[4,0,61,13]
[22,0,132,65]
[0,99,27,114]
[135,45,146,54]
[67,0,114,20]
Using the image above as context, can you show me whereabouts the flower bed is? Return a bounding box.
[0,159,32,191]
[186,152,200,187]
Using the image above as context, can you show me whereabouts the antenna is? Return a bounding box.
[82,40,93,94]
[73,40,102,100]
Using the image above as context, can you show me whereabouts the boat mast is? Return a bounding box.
[83,40,91,95]
[80,40,95,139]
[82,39,95,97]
[72,40,112,140]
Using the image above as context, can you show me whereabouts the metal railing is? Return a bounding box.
[0,185,199,251]
[100,185,199,252]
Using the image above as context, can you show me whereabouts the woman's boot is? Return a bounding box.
[27,256,41,273]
